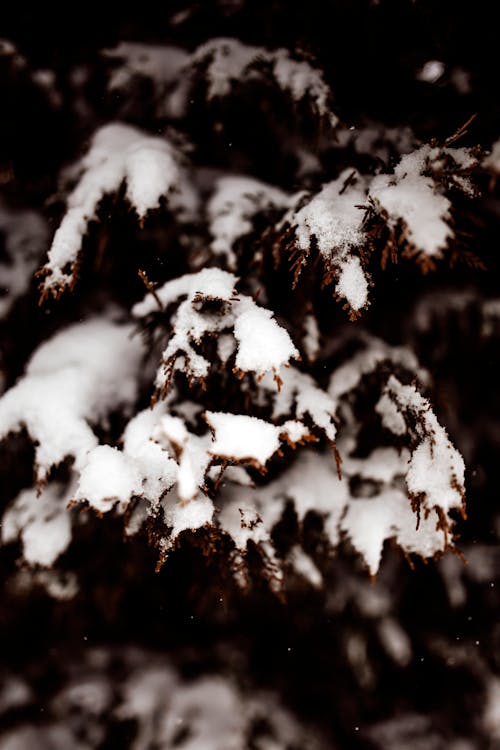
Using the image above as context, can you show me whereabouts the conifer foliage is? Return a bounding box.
[0,3,499,748]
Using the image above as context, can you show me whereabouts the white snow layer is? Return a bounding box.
[0,200,48,319]
[133,268,298,391]
[484,138,500,174]
[76,445,143,514]
[190,38,338,128]
[232,299,299,374]
[369,144,453,257]
[208,175,291,268]
[103,38,338,130]
[40,123,198,293]
[102,42,191,119]
[2,482,72,566]
[205,411,282,467]
[281,169,369,311]
[219,437,454,576]
[0,318,145,480]
[383,375,465,516]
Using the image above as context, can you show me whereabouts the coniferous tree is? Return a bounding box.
[0,3,499,748]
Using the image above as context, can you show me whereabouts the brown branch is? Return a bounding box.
[138,269,164,311]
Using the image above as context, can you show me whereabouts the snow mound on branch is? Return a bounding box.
[74,402,178,515]
[188,38,338,128]
[275,145,477,315]
[156,409,309,501]
[0,200,48,319]
[76,445,143,515]
[369,146,452,257]
[341,487,448,574]
[157,414,213,504]
[369,144,477,260]
[104,42,188,83]
[102,38,338,130]
[1,482,72,567]
[279,169,370,313]
[328,336,423,402]
[336,255,368,312]
[0,318,145,481]
[382,375,465,516]
[264,366,338,443]
[103,42,189,119]
[206,412,281,466]
[217,338,463,578]
[133,268,299,394]
[219,433,457,578]
[39,123,198,297]
[208,175,291,269]
[76,404,309,536]
[233,302,298,374]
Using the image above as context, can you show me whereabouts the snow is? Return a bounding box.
[384,375,465,514]
[189,38,338,127]
[157,414,190,448]
[102,41,190,120]
[268,366,338,443]
[216,333,235,364]
[484,138,500,174]
[218,401,460,577]
[289,170,367,258]
[192,38,261,99]
[208,175,290,269]
[103,38,338,129]
[273,48,335,123]
[219,450,348,557]
[336,256,369,311]
[218,502,269,553]
[103,41,189,96]
[205,411,282,467]
[417,60,445,83]
[341,487,447,574]
[329,338,420,403]
[280,169,370,311]
[376,391,407,435]
[75,445,143,514]
[281,419,310,444]
[0,649,322,750]
[343,447,409,484]
[134,268,298,392]
[2,483,72,567]
[133,267,236,317]
[163,493,214,538]
[233,299,299,374]
[0,725,81,750]
[377,617,412,666]
[0,318,145,480]
[124,135,180,218]
[302,313,320,361]
[176,435,211,502]
[111,654,321,750]
[40,123,197,294]
[369,145,453,257]
[406,438,463,513]
[2,313,457,578]
[157,415,212,502]
[0,200,48,319]
[287,545,323,587]
[122,405,178,508]
[74,404,178,516]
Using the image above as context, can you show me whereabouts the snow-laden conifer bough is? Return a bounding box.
[0,33,483,596]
